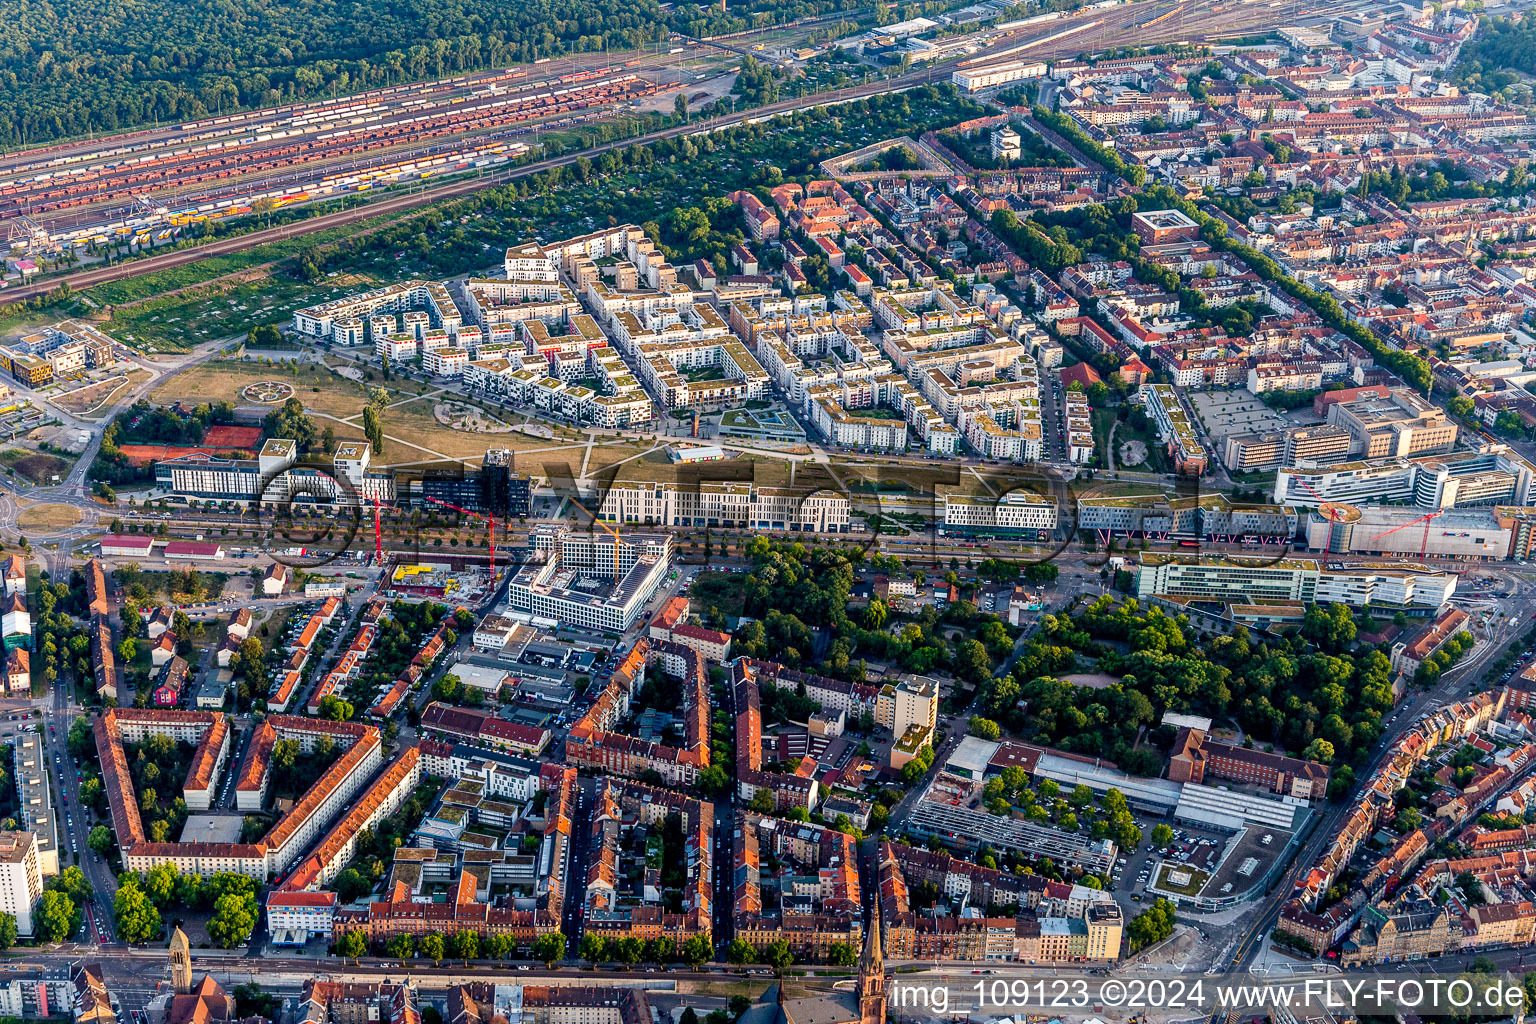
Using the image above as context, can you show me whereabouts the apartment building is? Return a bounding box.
[598,480,850,533]
[876,676,940,740]
[0,833,42,936]
[1143,384,1208,475]
[941,492,1058,538]
[1247,362,1323,394]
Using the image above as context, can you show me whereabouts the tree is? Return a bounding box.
[114,880,161,944]
[827,941,857,966]
[362,405,386,457]
[1126,898,1176,952]
[614,936,645,966]
[749,789,775,814]
[318,694,354,721]
[208,893,257,948]
[1398,806,1423,831]
[1151,824,1174,847]
[968,716,1001,740]
[35,891,76,943]
[262,397,318,452]
[674,93,689,121]
[683,933,713,967]
[955,638,991,683]
[579,932,607,964]
[1302,738,1336,764]
[144,862,180,907]
[334,868,372,903]
[532,932,565,967]
[418,932,445,964]
[48,867,93,906]
[386,933,415,959]
[449,930,479,961]
[0,912,16,951]
[335,931,367,960]
[759,940,794,972]
[726,939,756,964]
[87,825,114,858]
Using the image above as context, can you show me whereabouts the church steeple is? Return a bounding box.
[858,907,885,1024]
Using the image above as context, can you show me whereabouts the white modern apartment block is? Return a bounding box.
[941,491,1059,537]
[1064,390,1094,464]
[1143,383,1208,474]
[12,736,57,877]
[599,481,851,533]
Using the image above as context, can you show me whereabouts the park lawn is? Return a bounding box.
[1091,407,1117,466]
[1112,413,1169,474]
[0,449,75,485]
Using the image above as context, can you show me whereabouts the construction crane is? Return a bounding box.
[563,494,625,571]
[1291,472,1346,523]
[423,495,499,580]
[1368,509,1444,558]
[372,496,383,566]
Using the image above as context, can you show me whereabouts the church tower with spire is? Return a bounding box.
[858,907,886,1024]
[168,926,192,995]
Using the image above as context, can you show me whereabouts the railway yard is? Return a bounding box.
[0,0,1354,277]
[0,58,672,249]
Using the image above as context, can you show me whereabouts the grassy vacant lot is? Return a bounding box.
[53,369,151,418]
[16,503,83,529]
[0,449,75,485]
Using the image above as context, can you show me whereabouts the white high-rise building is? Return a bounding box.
[0,833,43,936]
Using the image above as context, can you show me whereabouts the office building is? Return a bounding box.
[507,525,672,632]
[1325,389,1457,459]
[1275,447,1536,510]
[1136,554,1456,613]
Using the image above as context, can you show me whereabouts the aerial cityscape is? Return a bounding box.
[12,0,1536,1022]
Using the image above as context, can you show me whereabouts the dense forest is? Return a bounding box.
[0,0,860,147]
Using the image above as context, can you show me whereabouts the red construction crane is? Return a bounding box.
[1368,509,1444,558]
[372,497,383,566]
[1291,473,1346,523]
[423,495,499,580]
